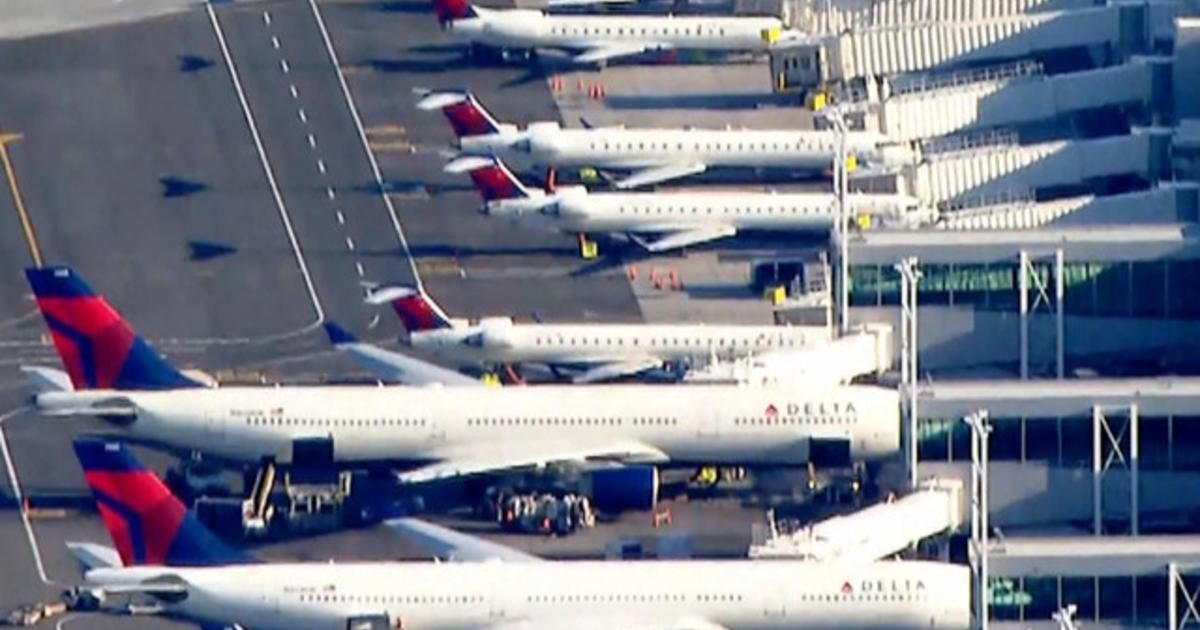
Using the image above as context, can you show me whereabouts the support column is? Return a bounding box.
[1131,403,1140,535]
[896,258,921,489]
[1055,248,1065,379]
[965,410,991,630]
[1171,562,1179,630]
[1092,405,1103,535]
[1019,250,1030,379]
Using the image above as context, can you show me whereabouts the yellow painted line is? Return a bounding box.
[368,140,413,152]
[0,131,41,267]
[365,125,406,136]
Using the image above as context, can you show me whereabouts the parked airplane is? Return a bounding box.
[432,0,794,65]
[417,90,918,189]
[27,267,899,496]
[67,438,972,630]
[366,281,833,382]
[447,155,932,251]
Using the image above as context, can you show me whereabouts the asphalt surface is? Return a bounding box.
[0,0,667,618]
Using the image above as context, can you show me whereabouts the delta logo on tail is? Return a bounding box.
[432,0,477,24]
[73,439,253,567]
[367,285,455,332]
[442,100,498,138]
[25,267,202,391]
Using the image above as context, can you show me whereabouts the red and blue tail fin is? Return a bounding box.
[444,156,533,202]
[25,267,203,391]
[365,284,455,332]
[415,90,502,138]
[73,439,254,567]
[431,0,479,24]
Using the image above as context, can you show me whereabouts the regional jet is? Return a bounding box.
[446,155,933,251]
[432,0,795,65]
[417,89,918,189]
[366,280,835,382]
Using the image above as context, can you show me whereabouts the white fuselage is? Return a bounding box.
[37,383,900,466]
[461,124,916,173]
[87,559,971,630]
[484,188,932,233]
[450,11,784,54]
[410,320,833,367]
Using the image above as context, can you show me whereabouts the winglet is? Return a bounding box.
[323,321,357,346]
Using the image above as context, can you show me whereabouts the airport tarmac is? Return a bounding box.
[0,0,839,618]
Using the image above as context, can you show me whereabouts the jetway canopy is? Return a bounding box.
[988,535,1200,576]
[849,223,1200,265]
[918,377,1200,419]
[749,478,962,560]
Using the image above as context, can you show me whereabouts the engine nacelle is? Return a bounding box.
[586,466,659,514]
[476,317,516,349]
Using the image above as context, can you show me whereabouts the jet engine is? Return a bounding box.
[471,317,516,349]
[586,466,659,514]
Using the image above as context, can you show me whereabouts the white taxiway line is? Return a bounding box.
[0,407,57,586]
[305,0,424,287]
[206,0,325,323]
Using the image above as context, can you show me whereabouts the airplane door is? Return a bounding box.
[697,405,720,438]
[426,418,446,444]
[204,408,225,449]
[761,584,786,618]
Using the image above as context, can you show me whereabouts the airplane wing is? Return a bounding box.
[324,323,482,387]
[396,439,669,483]
[383,518,544,562]
[612,162,707,189]
[571,358,665,383]
[572,43,663,65]
[629,225,738,252]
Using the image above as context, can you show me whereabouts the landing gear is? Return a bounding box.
[577,233,598,259]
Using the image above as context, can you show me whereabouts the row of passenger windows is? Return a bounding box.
[244,417,428,427]
[529,593,743,603]
[299,594,483,604]
[617,205,827,216]
[296,592,924,605]
[588,141,829,153]
[466,417,678,427]
[734,415,853,426]
[550,25,727,37]
[532,336,798,347]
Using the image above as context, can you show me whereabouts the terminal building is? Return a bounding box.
[740,2,1200,629]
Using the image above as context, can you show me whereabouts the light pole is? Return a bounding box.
[895,257,921,488]
[964,409,992,630]
[821,107,850,336]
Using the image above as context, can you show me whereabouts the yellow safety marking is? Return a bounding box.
[844,154,857,173]
[365,125,407,136]
[368,140,414,152]
[415,259,463,275]
[0,130,42,267]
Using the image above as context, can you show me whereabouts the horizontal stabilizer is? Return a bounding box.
[613,162,707,189]
[66,542,122,569]
[415,90,469,111]
[383,517,543,562]
[21,365,74,393]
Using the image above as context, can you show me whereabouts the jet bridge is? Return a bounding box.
[748,478,963,560]
[897,128,1173,206]
[878,57,1173,143]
